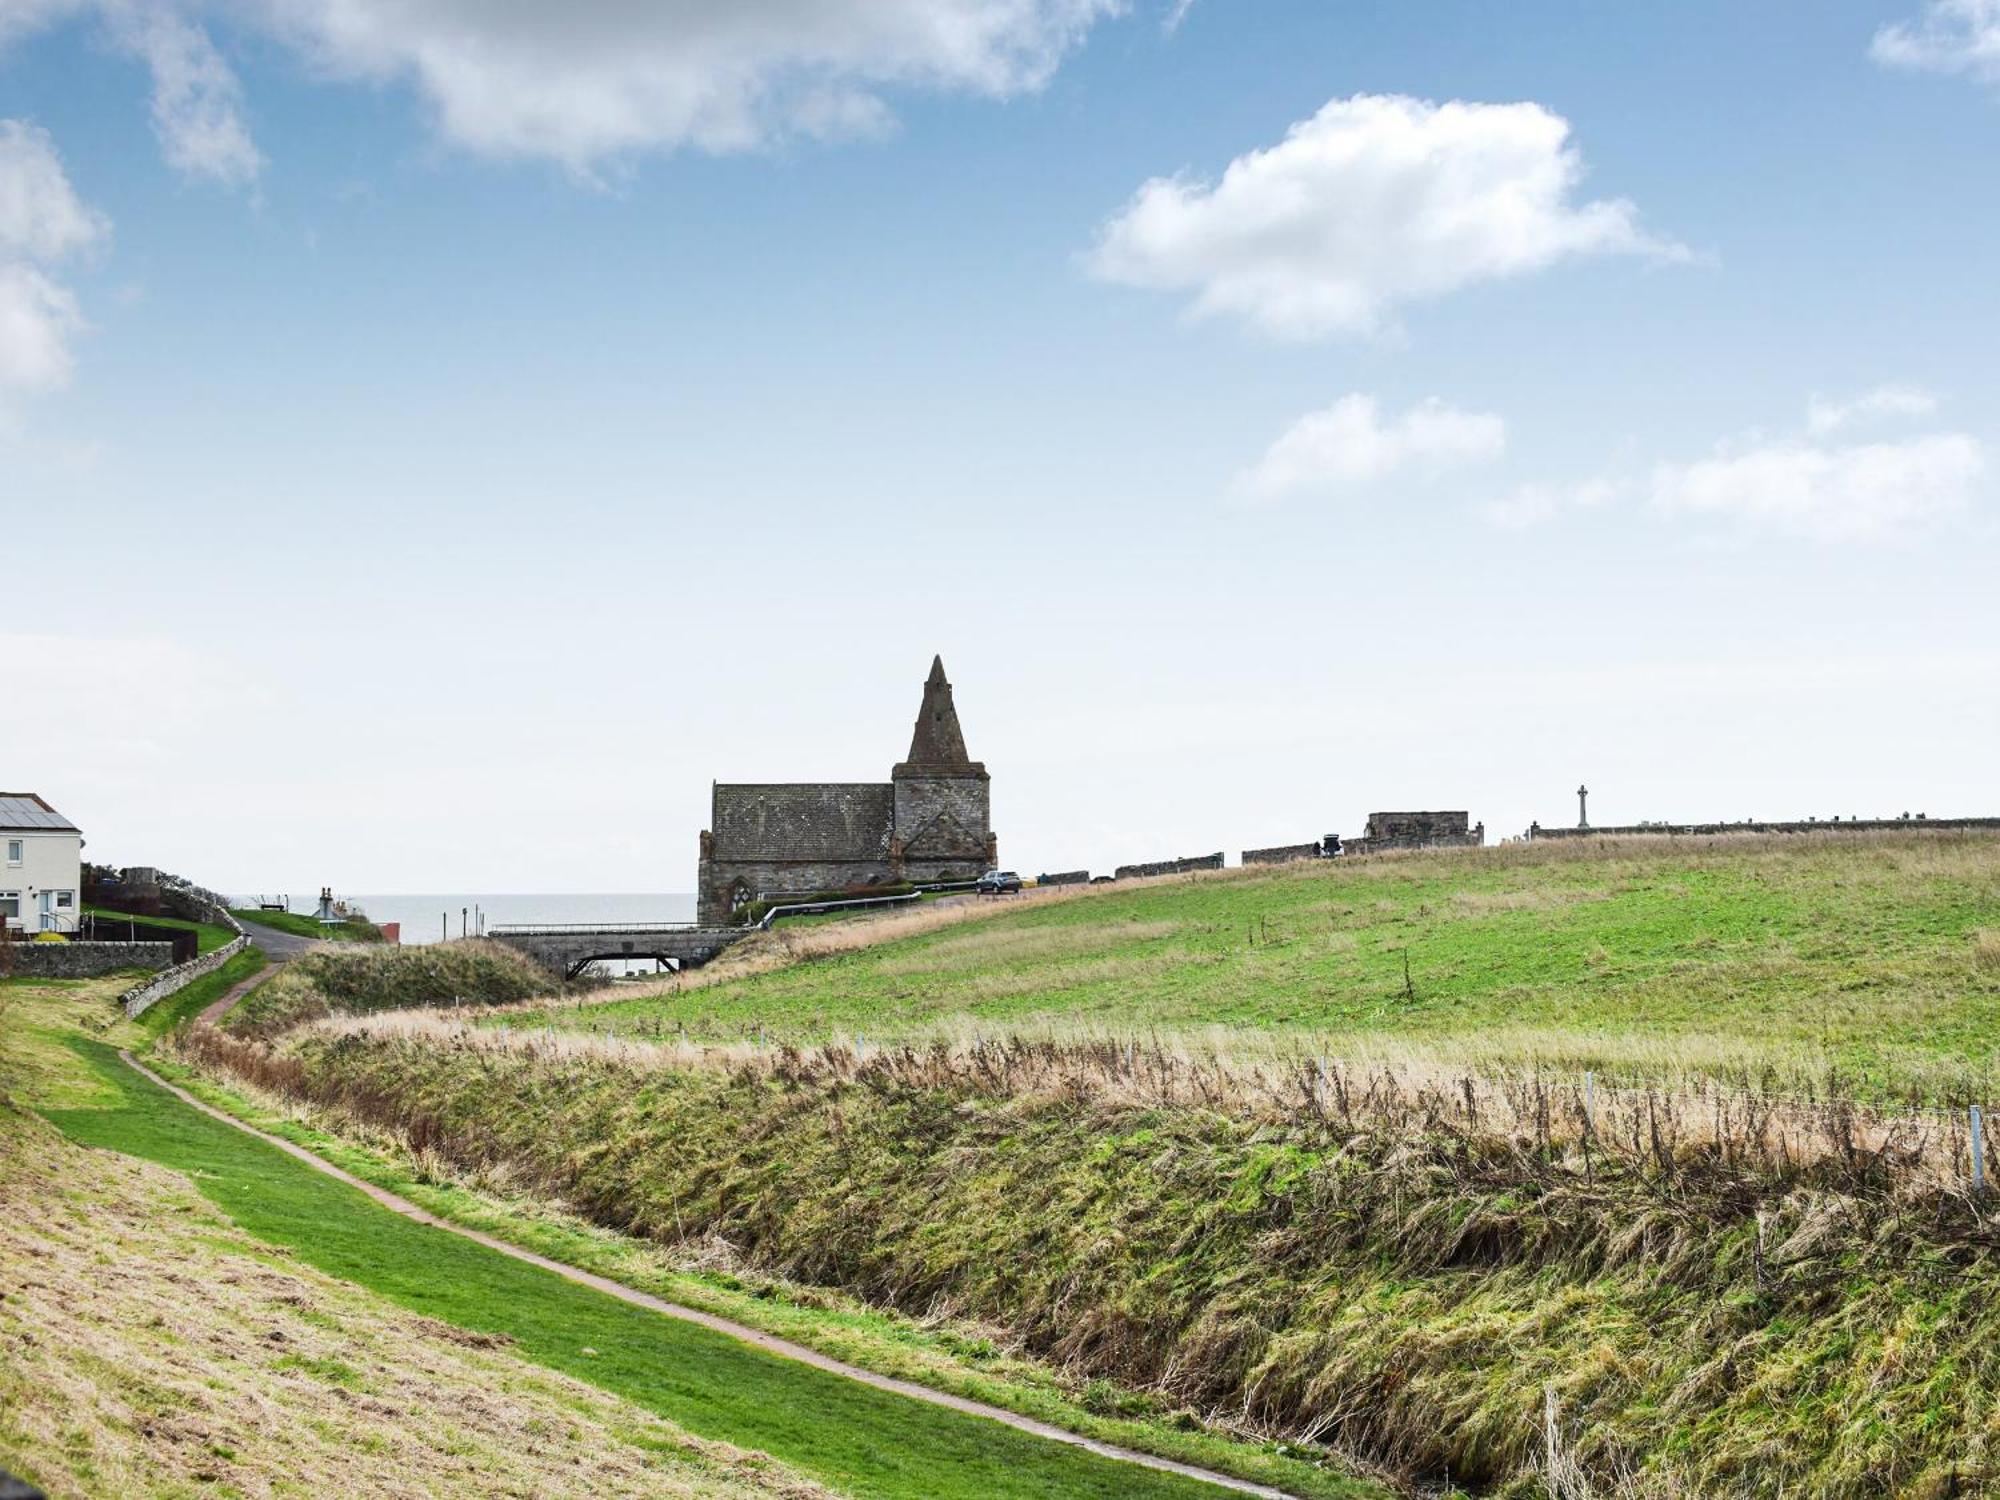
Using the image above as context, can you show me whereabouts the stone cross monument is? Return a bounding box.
[1577,784,1590,830]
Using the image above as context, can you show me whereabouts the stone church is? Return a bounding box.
[696,657,997,923]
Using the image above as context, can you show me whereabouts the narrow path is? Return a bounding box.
[198,916,329,1027]
[118,1048,1300,1500]
[196,960,281,1027]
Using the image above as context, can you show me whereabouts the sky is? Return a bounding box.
[4,0,1997,894]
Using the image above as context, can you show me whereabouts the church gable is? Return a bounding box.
[900,808,985,859]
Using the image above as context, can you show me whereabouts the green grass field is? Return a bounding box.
[547,832,2000,1098]
[231,907,383,942]
[2,976,1351,1500]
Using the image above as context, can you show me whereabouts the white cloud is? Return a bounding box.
[103,2,262,186]
[1873,0,2000,80]
[0,118,106,261]
[0,120,106,397]
[243,0,1123,170]
[1652,431,1984,542]
[1477,477,1621,531]
[0,2,261,184]
[1804,383,1938,436]
[1234,393,1505,502]
[1483,390,1982,541]
[1089,93,1685,340]
[0,262,85,392]
[1,1,1124,176]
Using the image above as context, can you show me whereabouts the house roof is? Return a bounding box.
[0,793,80,832]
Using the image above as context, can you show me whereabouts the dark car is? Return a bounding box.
[976,869,1023,895]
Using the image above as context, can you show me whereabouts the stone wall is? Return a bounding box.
[7,941,176,979]
[893,771,994,884]
[1036,869,1091,886]
[1345,812,1484,856]
[121,934,249,1019]
[1114,853,1225,880]
[1527,815,2000,841]
[1242,842,1325,866]
[157,874,246,936]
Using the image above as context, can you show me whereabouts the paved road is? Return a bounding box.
[236,916,326,961]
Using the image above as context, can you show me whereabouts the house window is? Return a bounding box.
[5,840,19,865]
[54,891,74,909]
[0,892,18,920]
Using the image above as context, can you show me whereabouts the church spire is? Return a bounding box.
[895,655,983,775]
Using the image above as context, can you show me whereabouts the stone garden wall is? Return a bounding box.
[8,941,177,979]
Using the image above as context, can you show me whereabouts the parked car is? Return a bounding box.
[975,869,1023,895]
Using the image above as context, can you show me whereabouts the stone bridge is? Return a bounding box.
[486,922,750,980]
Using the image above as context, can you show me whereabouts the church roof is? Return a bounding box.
[895,655,984,777]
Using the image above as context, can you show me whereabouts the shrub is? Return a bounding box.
[223,941,554,1038]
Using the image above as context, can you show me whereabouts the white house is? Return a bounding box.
[1,793,83,933]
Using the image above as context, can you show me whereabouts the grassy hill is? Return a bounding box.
[162,829,2000,1498]
[0,978,827,1500]
[551,831,2000,1100]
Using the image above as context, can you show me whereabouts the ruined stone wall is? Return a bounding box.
[1036,870,1091,886]
[1343,812,1484,857]
[1242,843,1324,866]
[1114,853,1225,880]
[1527,816,2000,841]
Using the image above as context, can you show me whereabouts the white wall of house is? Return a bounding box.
[1,829,83,931]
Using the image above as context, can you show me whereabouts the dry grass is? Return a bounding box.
[296,1009,1995,1197]
[0,1106,827,1500]
[1977,928,2000,972]
[478,883,1128,1018]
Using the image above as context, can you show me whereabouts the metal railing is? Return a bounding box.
[487,921,714,936]
[756,891,922,928]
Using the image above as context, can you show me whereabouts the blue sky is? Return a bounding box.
[5,0,1996,892]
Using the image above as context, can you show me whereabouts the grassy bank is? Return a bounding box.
[136,946,267,1037]
[0,1061,822,1496]
[194,1016,2000,1497]
[223,940,554,1038]
[232,908,386,943]
[538,833,2000,1099]
[3,977,1304,1500]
